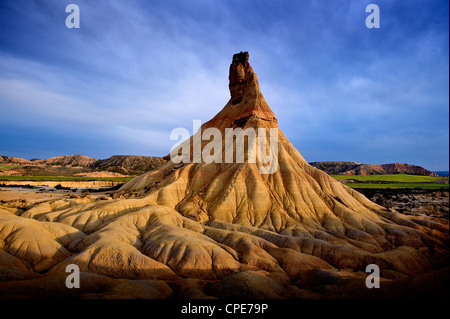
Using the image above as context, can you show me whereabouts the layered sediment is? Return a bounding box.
[0,52,448,299]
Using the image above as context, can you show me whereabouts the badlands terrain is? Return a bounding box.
[1,155,441,178]
[0,154,165,177]
[309,161,440,177]
[0,52,448,299]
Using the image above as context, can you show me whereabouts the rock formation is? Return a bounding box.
[310,161,439,177]
[0,154,166,177]
[0,156,31,165]
[33,154,99,167]
[93,155,166,175]
[0,52,448,299]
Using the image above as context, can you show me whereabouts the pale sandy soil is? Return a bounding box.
[0,188,66,203]
[0,180,122,188]
[0,187,112,204]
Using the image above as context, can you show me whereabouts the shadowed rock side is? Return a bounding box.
[0,52,448,299]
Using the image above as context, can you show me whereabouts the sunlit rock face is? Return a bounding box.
[0,53,448,299]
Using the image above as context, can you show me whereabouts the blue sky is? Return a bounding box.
[0,0,448,170]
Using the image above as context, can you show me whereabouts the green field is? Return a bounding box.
[331,174,448,190]
[1,174,447,189]
[0,176,132,182]
[339,183,447,189]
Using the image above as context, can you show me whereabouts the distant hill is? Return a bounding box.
[32,155,99,167]
[0,156,31,164]
[0,154,167,176]
[2,155,439,178]
[309,161,439,177]
[93,155,166,175]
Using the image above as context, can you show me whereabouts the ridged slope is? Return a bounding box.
[0,52,448,298]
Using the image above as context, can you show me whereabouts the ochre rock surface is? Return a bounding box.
[0,52,448,298]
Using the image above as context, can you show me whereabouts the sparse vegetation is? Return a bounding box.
[341,183,447,189]
[331,174,448,189]
[331,174,443,182]
[0,164,21,169]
